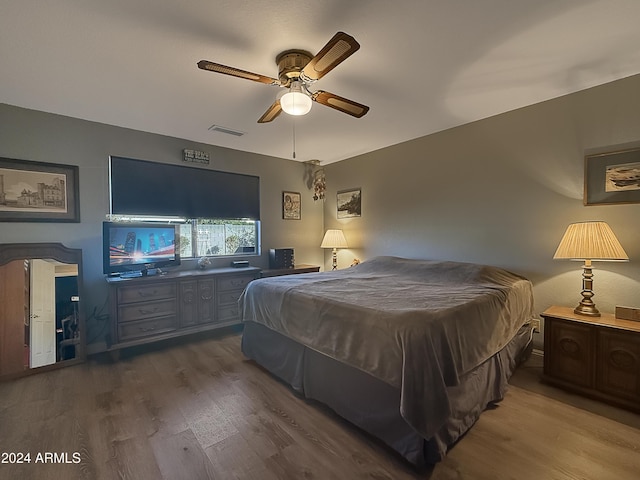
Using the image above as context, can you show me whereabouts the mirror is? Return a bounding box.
[0,243,85,379]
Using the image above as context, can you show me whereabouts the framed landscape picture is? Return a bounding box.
[584,147,640,205]
[337,188,361,218]
[282,191,301,220]
[0,157,80,222]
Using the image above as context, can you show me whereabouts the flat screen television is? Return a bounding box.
[103,221,180,277]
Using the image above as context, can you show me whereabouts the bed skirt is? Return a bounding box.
[241,321,533,467]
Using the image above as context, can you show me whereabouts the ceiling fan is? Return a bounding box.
[197,32,370,123]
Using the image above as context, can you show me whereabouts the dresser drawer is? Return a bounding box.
[545,317,595,388]
[118,316,178,342]
[217,275,253,292]
[117,283,176,304]
[118,299,177,323]
[218,304,240,323]
[218,289,244,306]
[596,329,640,403]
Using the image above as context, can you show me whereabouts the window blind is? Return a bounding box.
[109,156,260,220]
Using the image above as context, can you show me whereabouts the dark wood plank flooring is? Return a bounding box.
[1,332,639,479]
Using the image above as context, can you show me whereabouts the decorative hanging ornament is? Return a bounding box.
[313,169,326,201]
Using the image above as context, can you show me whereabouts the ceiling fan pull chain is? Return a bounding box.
[292,119,296,159]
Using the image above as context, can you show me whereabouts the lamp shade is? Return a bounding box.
[553,221,628,261]
[280,81,312,116]
[321,229,348,249]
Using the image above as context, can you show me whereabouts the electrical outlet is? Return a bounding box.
[530,318,541,333]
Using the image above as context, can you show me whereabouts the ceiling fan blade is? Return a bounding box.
[301,32,360,81]
[197,60,280,85]
[257,100,283,123]
[312,90,369,118]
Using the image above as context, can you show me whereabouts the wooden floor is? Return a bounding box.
[1,332,639,480]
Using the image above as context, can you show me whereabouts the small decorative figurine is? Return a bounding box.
[197,256,211,270]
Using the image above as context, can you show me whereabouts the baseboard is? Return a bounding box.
[531,348,544,358]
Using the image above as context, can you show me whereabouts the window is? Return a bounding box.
[178,219,260,258]
[108,216,260,259]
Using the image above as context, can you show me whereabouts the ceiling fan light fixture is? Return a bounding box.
[280,81,312,116]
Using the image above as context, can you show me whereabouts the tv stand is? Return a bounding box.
[106,267,260,354]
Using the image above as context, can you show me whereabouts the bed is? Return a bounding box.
[239,256,535,467]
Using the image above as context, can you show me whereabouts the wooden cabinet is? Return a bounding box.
[597,329,640,403]
[107,267,260,351]
[0,260,29,376]
[542,306,640,412]
[178,278,215,327]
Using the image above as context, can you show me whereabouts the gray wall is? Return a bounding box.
[324,74,640,348]
[0,103,324,353]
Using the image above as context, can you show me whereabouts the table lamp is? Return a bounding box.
[321,229,348,270]
[553,221,628,317]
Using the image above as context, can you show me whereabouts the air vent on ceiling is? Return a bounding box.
[208,124,246,137]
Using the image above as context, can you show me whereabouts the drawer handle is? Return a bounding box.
[137,290,158,298]
[559,337,580,356]
[182,293,195,304]
[139,325,157,332]
[138,307,160,315]
[229,279,245,287]
[609,348,637,371]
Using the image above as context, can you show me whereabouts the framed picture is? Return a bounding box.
[337,188,361,218]
[0,157,80,222]
[584,147,640,205]
[282,191,301,220]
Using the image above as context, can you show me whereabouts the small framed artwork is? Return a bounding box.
[282,191,301,220]
[584,147,640,205]
[337,188,361,218]
[0,157,80,222]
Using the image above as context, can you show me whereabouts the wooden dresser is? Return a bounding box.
[106,267,260,352]
[541,305,640,412]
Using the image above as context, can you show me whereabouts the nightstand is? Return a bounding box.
[541,305,640,413]
[260,264,320,278]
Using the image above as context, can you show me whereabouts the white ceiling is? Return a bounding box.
[2,0,640,165]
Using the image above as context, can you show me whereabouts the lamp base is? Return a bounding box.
[573,260,601,317]
[574,303,601,317]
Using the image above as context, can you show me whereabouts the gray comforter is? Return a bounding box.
[239,256,534,439]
